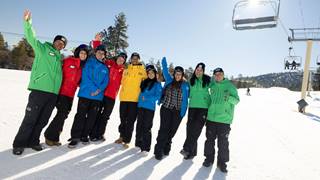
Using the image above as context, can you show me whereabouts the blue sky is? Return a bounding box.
[0,0,320,77]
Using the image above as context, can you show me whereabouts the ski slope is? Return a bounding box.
[0,69,320,180]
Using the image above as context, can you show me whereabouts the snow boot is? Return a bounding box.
[202,159,213,167]
[123,143,129,149]
[68,140,78,148]
[217,162,228,173]
[12,147,24,155]
[180,149,190,159]
[31,144,43,151]
[114,137,123,144]
[154,153,163,160]
[141,151,149,157]
[80,137,90,145]
[90,136,105,142]
[45,138,61,146]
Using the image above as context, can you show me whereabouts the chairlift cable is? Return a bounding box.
[267,1,290,38]
[298,0,307,39]
[267,0,298,56]
[0,30,89,44]
[0,30,162,62]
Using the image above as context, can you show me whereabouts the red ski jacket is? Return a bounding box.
[59,56,82,98]
[104,59,124,99]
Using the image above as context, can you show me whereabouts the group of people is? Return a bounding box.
[11,10,240,173]
[285,60,297,70]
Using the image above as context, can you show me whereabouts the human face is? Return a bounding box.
[214,72,224,82]
[116,56,125,65]
[174,72,183,81]
[53,40,65,51]
[195,67,204,78]
[147,70,156,79]
[95,50,105,61]
[79,50,87,61]
[131,57,139,65]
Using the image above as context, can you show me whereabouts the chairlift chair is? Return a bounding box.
[232,0,280,30]
[284,56,302,70]
[284,47,301,70]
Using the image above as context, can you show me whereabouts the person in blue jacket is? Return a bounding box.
[135,64,162,156]
[154,57,190,160]
[68,45,109,148]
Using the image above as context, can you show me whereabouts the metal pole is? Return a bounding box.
[307,70,311,97]
[301,40,313,100]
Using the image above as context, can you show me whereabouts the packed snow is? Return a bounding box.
[0,69,320,180]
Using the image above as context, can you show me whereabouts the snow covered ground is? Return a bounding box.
[0,68,320,180]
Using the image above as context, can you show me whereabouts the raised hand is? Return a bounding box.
[95,33,103,41]
[24,10,31,21]
[161,57,167,68]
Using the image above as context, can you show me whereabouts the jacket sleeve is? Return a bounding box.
[141,65,147,80]
[105,59,114,67]
[179,82,190,118]
[61,58,69,72]
[155,83,163,103]
[121,68,128,85]
[92,40,101,49]
[24,19,44,54]
[228,84,240,105]
[161,57,173,83]
[97,68,109,92]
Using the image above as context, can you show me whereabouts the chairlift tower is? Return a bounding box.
[288,28,320,113]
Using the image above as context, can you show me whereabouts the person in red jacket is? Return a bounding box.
[44,44,89,146]
[89,34,128,141]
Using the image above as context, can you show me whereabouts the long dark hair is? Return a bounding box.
[140,71,158,92]
[190,73,211,88]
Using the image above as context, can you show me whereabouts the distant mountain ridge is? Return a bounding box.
[233,71,312,91]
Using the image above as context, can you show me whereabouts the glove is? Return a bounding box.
[161,57,167,68]
[91,89,101,96]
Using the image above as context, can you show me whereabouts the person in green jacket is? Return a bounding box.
[180,62,211,160]
[202,67,239,174]
[12,10,67,155]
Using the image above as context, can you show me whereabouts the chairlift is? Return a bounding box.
[284,47,302,70]
[284,56,302,70]
[232,0,280,30]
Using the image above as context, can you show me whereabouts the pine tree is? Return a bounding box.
[169,62,174,75]
[312,67,320,90]
[184,67,194,81]
[148,58,155,66]
[113,12,129,52]
[0,33,11,68]
[22,38,34,58]
[155,59,163,82]
[101,12,129,53]
[0,32,6,50]
[11,38,34,70]
[102,26,116,51]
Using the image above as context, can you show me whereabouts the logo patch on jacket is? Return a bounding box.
[69,65,75,69]
[49,52,55,56]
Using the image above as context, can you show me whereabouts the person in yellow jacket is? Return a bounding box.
[115,52,147,148]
